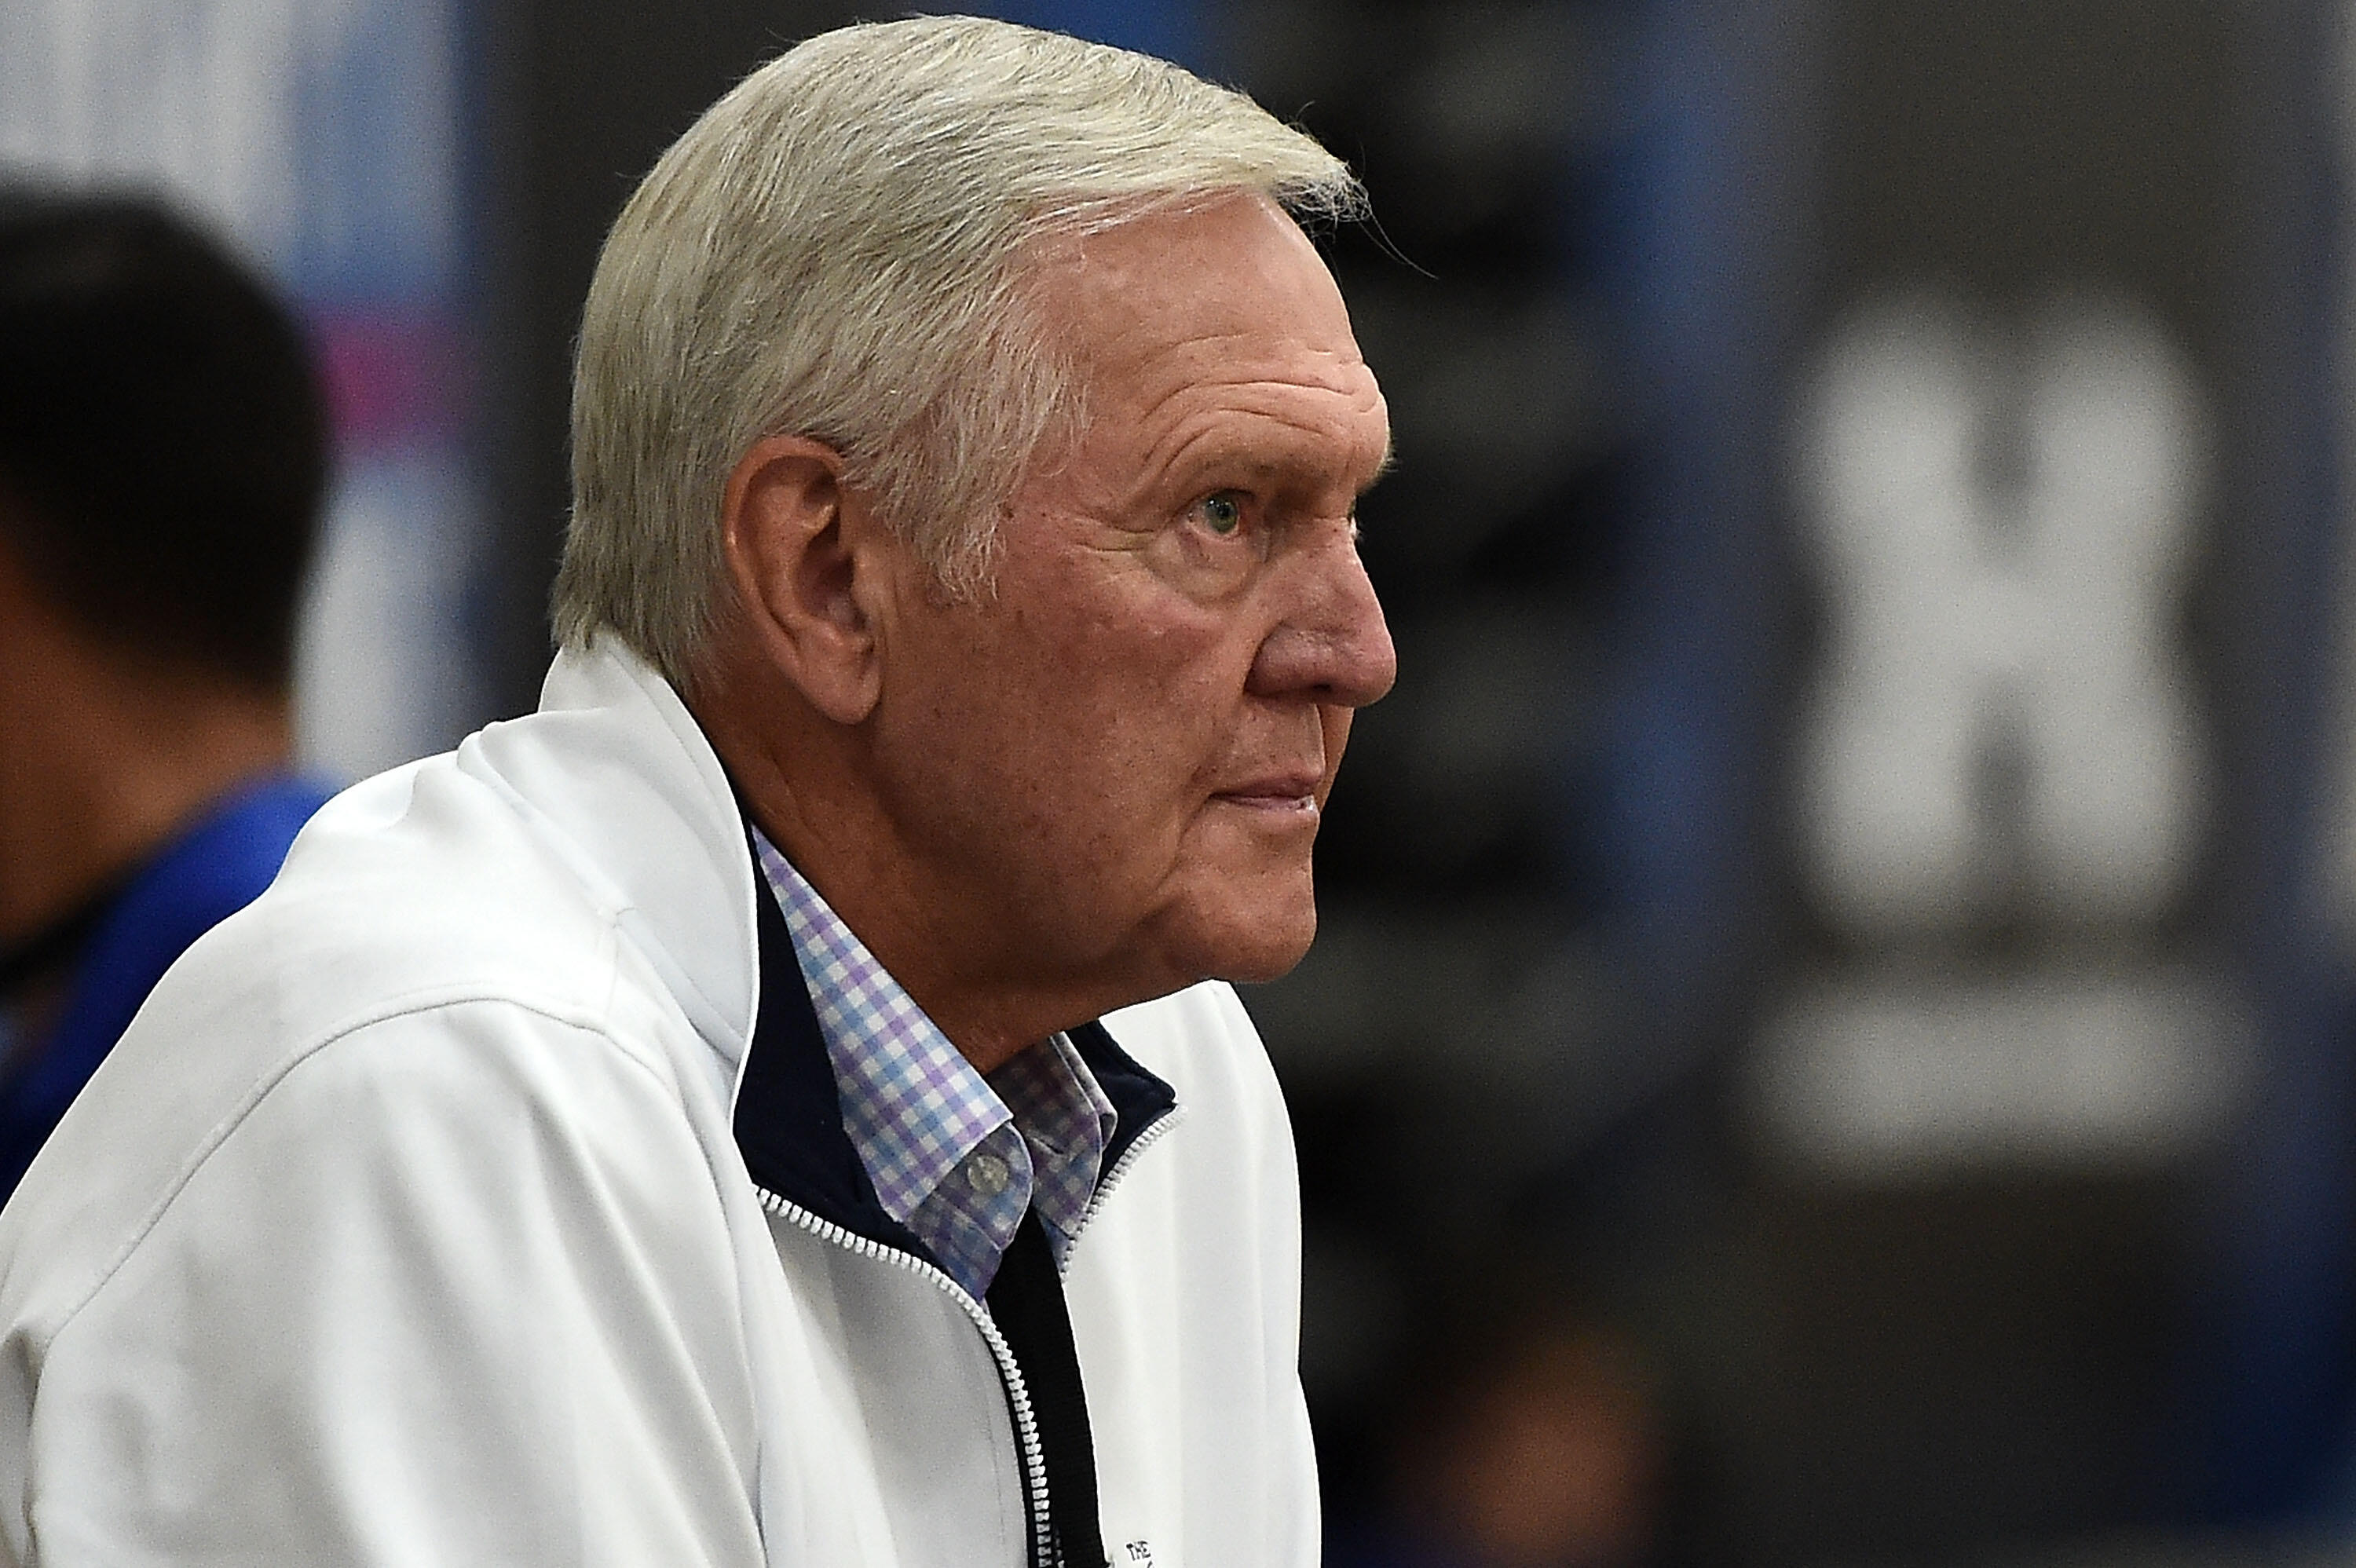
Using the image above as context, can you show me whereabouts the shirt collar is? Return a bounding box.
[750,828,1114,1296]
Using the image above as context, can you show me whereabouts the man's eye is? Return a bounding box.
[1197,493,1244,536]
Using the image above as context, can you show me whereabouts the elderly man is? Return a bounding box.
[0,17,1392,1567]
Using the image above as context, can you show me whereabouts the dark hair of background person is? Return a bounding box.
[0,187,327,692]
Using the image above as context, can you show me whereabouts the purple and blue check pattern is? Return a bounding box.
[752,829,1114,1299]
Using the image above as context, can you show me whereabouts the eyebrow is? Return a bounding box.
[1162,428,1396,503]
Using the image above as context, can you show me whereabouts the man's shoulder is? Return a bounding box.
[0,992,700,1303]
[168,752,647,1053]
[160,660,755,1081]
[0,707,756,1332]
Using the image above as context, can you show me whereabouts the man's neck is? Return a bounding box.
[689,660,1140,1076]
[0,630,294,946]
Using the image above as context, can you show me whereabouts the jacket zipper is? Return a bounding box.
[755,1101,1183,1565]
[1059,1106,1183,1270]
[753,1184,1055,1567]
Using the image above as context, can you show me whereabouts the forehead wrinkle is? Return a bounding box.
[1136,373,1382,436]
[1114,330,1371,395]
[1119,341,1385,444]
[1128,390,1390,510]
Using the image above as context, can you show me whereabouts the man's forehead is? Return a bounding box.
[1124,327,1377,395]
[1028,196,1355,364]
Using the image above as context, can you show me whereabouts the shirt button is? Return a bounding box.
[967,1153,1011,1196]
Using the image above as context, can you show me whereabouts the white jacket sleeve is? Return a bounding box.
[15,1000,766,1567]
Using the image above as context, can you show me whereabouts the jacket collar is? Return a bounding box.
[510,643,765,1076]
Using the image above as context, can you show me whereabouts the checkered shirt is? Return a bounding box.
[752,828,1116,1299]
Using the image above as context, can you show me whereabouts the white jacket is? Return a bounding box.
[0,645,1319,1567]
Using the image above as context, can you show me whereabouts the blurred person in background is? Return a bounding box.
[0,189,331,1204]
[0,19,1389,1566]
[1335,1264,1672,1568]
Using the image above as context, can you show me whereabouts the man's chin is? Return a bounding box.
[1130,861,1322,991]
[1193,905,1319,987]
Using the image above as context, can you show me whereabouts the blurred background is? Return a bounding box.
[8,0,2356,1562]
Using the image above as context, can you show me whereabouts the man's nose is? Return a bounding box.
[1246,527,1397,708]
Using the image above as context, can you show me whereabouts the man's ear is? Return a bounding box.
[720,434,890,725]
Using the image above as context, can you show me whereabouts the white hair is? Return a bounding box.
[552,14,1366,685]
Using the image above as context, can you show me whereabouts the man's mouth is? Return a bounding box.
[1210,771,1323,817]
